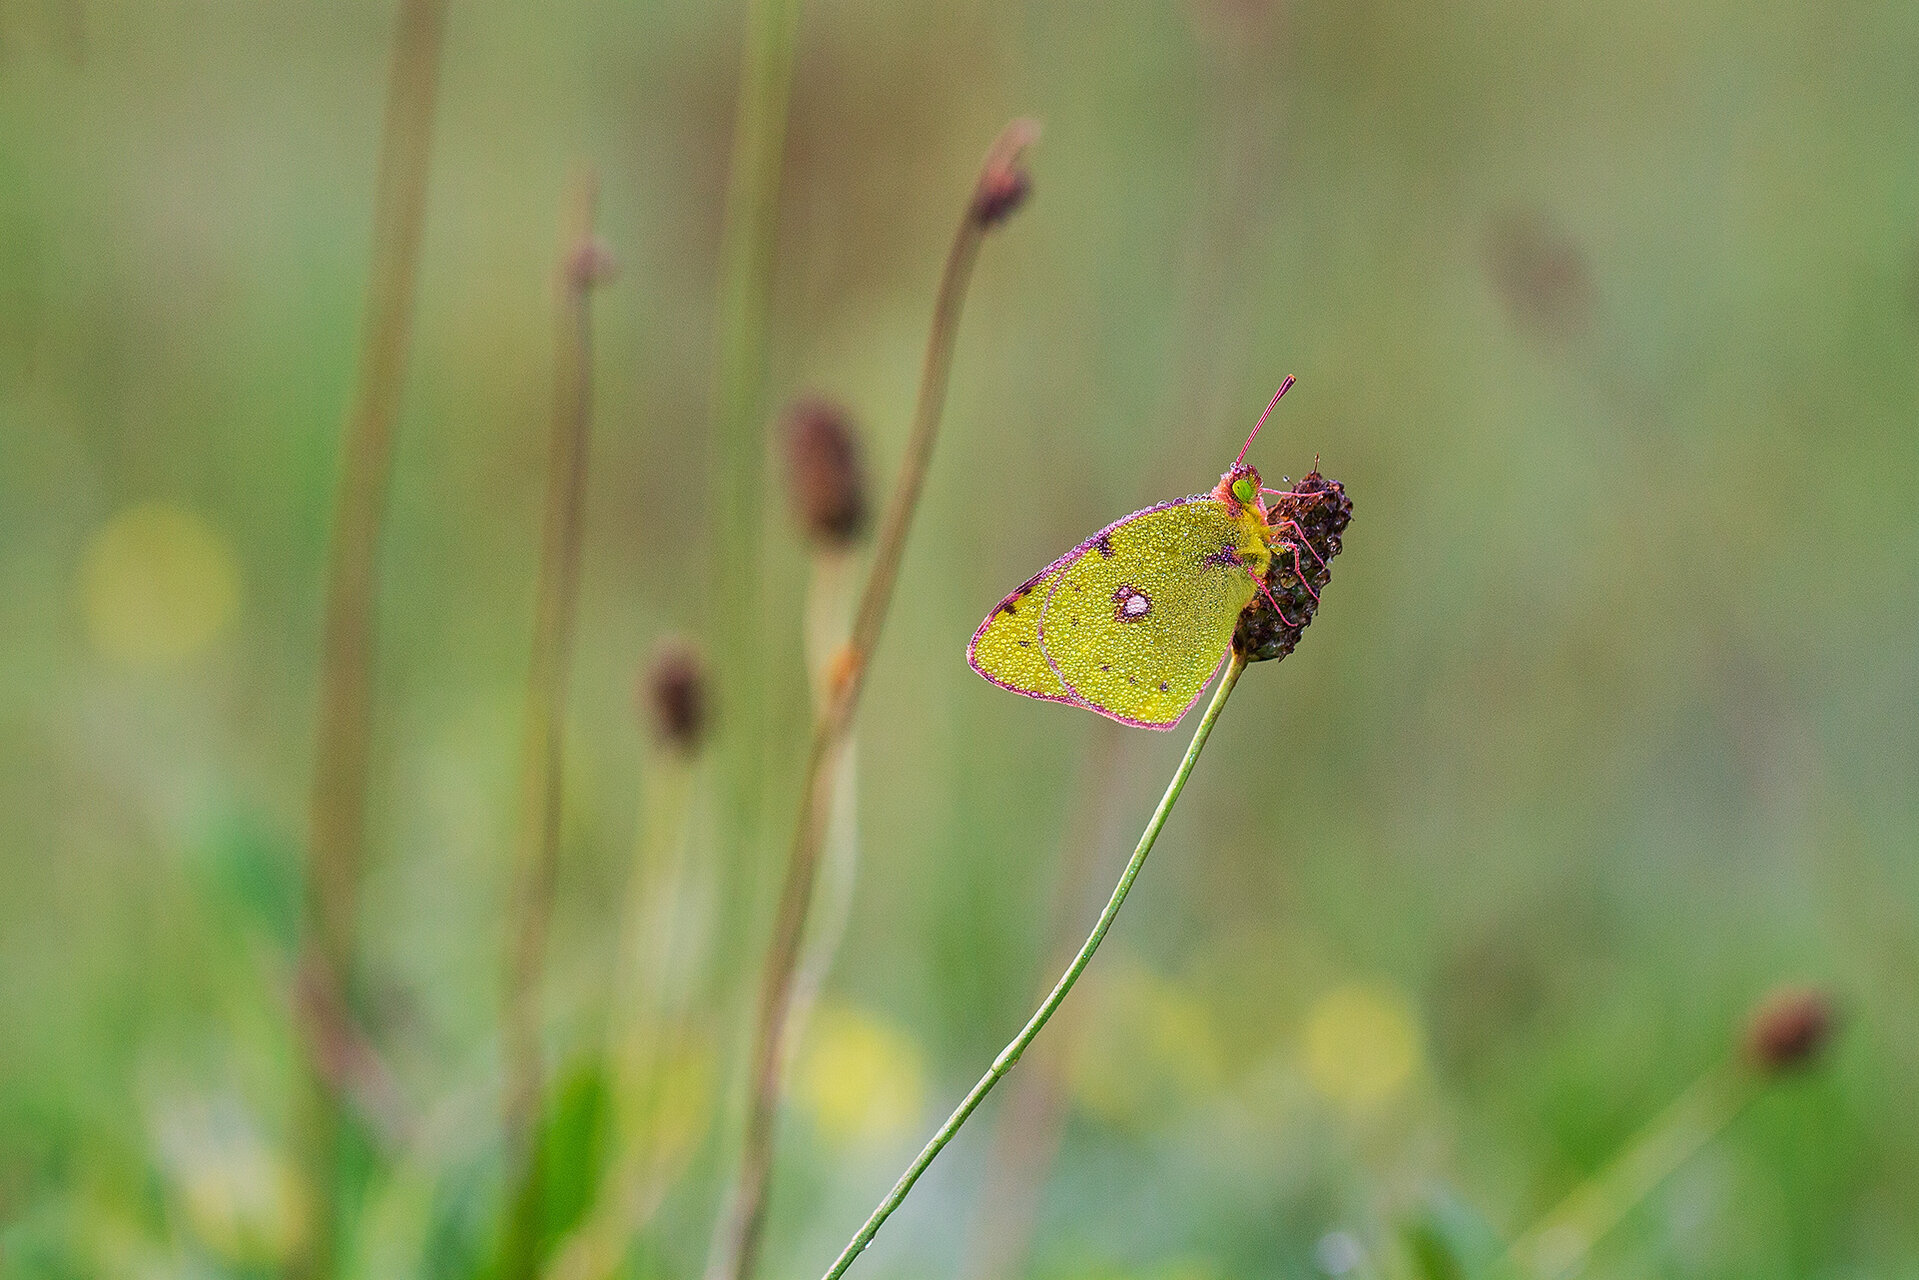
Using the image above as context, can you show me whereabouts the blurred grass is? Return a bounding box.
[3,1,1919,1277]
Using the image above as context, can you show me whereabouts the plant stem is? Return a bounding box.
[959,722,1123,1280]
[1506,1063,1763,1280]
[708,0,805,930]
[705,120,1037,1280]
[546,745,704,1280]
[819,655,1248,1280]
[499,171,606,1280]
[782,550,863,1077]
[298,0,446,1272]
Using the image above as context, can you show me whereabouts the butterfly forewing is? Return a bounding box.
[1037,498,1258,729]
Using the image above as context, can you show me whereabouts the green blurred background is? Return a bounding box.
[3,0,1917,1277]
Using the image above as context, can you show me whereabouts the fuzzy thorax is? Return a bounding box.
[1213,464,1276,581]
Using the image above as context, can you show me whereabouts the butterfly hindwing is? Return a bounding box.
[1037,498,1257,729]
[967,562,1082,705]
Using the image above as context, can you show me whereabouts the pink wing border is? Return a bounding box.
[968,494,1240,730]
[965,560,1086,706]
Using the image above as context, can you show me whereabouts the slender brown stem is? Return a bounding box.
[782,551,863,1075]
[499,172,608,1280]
[292,956,414,1151]
[703,120,1037,1280]
[297,1,447,1273]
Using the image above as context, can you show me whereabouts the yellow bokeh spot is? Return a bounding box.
[794,1003,925,1150]
[158,1102,310,1268]
[650,1040,717,1168]
[1071,964,1223,1130]
[1302,981,1423,1111]
[81,503,240,666]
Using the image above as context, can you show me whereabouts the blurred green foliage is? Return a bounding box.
[2,1,1917,1278]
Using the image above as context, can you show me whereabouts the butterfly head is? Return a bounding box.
[1219,464,1264,517]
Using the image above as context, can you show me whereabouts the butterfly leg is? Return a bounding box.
[1259,493,1333,589]
[1269,518,1327,604]
[1228,549,1303,628]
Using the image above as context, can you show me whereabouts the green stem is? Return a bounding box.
[1506,1063,1762,1280]
[498,172,606,1280]
[708,0,804,934]
[545,747,702,1280]
[818,655,1249,1280]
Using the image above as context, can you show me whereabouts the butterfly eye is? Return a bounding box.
[1230,476,1256,504]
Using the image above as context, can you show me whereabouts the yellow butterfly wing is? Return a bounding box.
[968,562,1083,704]
[1037,498,1257,729]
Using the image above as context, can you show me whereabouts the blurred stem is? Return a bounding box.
[783,550,862,1076]
[820,656,1249,1280]
[500,172,605,1280]
[705,120,1036,1280]
[292,959,413,1151]
[802,550,859,705]
[546,748,704,1280]
[959,721,1123,1280]
[708,0,804,927]
[297,0,446,1273]
[1506,1063,1763,1280]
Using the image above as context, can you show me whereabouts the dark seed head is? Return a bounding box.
[783,396,870,550]
[1484,207,1593,344]
[1232,471,1353,663]
[971,119,1038,228]
[566,234,618,290]
[644,640,709,754]
[1746,985,1835,1072]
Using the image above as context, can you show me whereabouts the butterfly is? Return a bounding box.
[969,377,1318,729]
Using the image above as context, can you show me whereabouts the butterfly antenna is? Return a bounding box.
[1235,374,1295,468]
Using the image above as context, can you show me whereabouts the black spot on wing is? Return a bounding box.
[1094,533,1115,557]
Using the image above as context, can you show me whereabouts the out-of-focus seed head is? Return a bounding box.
[1233,472,1353,663]
[644,640,709,754]
[1189,0,1287,52]
[971,119,1039,228]
[1484,207,1593,344]
[566,234,617,290]
[783,396,870,550]
[1746,985,1835,1072]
